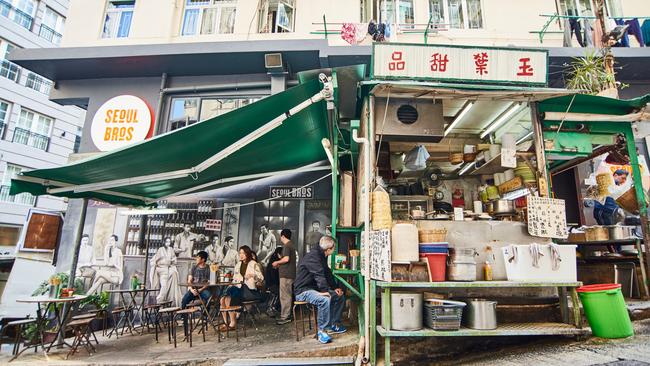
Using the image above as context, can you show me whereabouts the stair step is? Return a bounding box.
[223,357,355,366]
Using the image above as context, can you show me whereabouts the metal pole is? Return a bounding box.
[530,102,550,197]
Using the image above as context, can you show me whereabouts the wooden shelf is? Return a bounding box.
[376,281,581,288]
[377,323,589,337]
[468,154,506,175]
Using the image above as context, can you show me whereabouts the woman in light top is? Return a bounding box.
[219,245,263,330]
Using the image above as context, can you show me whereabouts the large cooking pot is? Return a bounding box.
[464,299,497,330]
[388,292,423,331]
[608,225,635,240]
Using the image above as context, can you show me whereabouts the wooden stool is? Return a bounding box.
[4,318,37,361]
[71,313,99,345]
[219,306,244,342]
[66,318,96,359]
[172,307,204,348]
[157,307,179,344]
[292,301,316,341]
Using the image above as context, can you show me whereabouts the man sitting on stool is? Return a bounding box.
[182,251,211,308]
[293,236,346,344]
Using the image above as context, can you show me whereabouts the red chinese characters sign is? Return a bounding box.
[373,44,548,85]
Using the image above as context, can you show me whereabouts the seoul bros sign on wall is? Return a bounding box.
[372,43,548,86]
[91,95,154,151]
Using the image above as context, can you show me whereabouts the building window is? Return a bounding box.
[73,127,81,153]
[557,0,593,17]
[258,0,295,33]
[0,0,35,30]
[181,0,236,36]
[25,73,53,95]
[0,39,19,82]
[605,0,623,18]
[39,7,65,45]
[167,97,259,131]
[13,109,51,151]
[0,164,35,205]
[102,0,135,38]
[428,0,483,29]
[0,101,10,139]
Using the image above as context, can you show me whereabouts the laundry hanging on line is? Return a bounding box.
[642,19,650,46]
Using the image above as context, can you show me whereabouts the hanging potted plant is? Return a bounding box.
[565,50,628,97]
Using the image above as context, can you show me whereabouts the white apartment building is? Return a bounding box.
[0,0,84,313]
[59,0,650,48]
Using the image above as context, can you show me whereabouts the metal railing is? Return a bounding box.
[38,24,62,45]
[12,127,49,151]
[0,0,34,30]
[25,72,53,94]
[0,185,35,205]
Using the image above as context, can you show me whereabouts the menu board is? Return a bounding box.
[368,230,391,281]
[527,196,568,239]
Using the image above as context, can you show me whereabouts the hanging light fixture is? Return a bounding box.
[444,101,474,136]
[480,103,524,139]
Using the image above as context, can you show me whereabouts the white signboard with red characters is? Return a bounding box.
[372,43,548,86]
[91,95,154,151]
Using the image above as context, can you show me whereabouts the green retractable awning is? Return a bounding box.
[539,93,650,115]
[10,79,331,206]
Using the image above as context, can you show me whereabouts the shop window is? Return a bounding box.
[0,225,20,246]
[25,72,53,95]
[181,0,236,36]
[0,164,35,205]
[13,108,52,151]
[0,0,36,30]
[258,0,295,33]
[102,0,135,39]
[428,0,484,29]
[0,39,19,83]
[39,7,65,45]
[0,101,10,139]
[167,96,260,131]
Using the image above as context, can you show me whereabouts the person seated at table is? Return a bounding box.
[181,251,211,309]
[87,235,124,295]
[294,236,346,344]
[220,245,264,330]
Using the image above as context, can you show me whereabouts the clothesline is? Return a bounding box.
[540,13,650,20]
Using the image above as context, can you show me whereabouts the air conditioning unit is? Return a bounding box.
[374,98,444,142]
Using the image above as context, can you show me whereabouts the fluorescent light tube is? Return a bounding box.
[480,103,523,139]
[458,161,476,176]
[444,101,474,136]
[516,131,533,145]
[121,209,177,216]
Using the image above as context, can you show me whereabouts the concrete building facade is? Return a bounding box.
[0,0,84,316]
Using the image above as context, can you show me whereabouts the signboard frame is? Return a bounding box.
[371,42,549,86]
[269,185,315,200]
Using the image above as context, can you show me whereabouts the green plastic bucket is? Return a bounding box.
[577,284,633,339]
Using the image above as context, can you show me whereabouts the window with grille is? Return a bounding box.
[0,164,34,205]
[13,109,52,151]
[40,7,65,44]
[0,39,19,82]
[0,0,36,30]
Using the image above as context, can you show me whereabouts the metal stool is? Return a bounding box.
[156,307,179,344]
[219,306,244,342]
[71,313,99,345]
[292,301,316,341]
[172,307,204,348]
[143,301,171,333]
[241,300,261,330]
[66,318,96,359]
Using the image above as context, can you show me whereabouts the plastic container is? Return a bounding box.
[423,300,466,330]
[448,261,476,281]
[392,223,419,262]
[388,292,423,331]
[577,284,634,339]
[501,244,577,282]
[420,253,447,282]
[419,242,449,254]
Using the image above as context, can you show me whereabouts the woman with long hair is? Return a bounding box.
[220,245,264,330]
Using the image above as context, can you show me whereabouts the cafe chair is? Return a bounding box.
[218,306,245,342]
[143,300,171,334]
[156,306,180,344]
[172,307,205,348]
[66,318,96,359]
[241,300,262,330]
[71,313,100,345]
[292,301,316,341]
[1,317,37,361]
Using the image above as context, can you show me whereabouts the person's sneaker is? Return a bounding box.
[317,330,332,344]
[329,324,347,334]
[276,318,292,325]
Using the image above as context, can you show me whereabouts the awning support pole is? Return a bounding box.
[61,198,89,346]
[531,102,549,197]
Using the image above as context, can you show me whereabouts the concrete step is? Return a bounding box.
[223,357,355,366]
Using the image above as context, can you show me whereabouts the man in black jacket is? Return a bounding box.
[294,236,346,344]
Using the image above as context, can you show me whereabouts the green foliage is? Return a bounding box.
[32,272,86,296]
[80,291,109,310]
[565,51,628,94]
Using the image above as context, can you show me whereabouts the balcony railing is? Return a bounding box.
[0,59,20,82]
[0,185,35,205]
[38,24,62,45]
[0,0,34,30]
[26,73,53,94]
[12,127,49,151]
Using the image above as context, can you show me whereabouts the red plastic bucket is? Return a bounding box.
[420,253,447,281]
[577,284,621,292]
